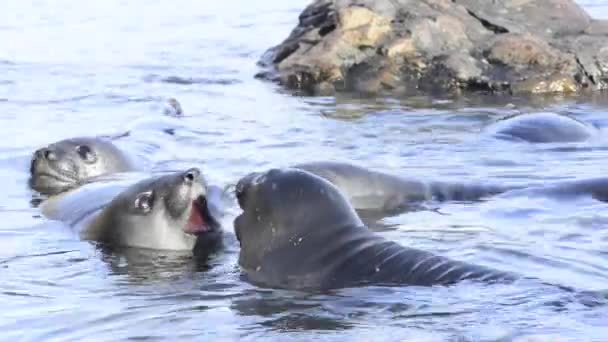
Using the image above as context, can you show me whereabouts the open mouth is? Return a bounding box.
[184,195,219,235]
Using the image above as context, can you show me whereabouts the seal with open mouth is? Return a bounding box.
[41,168,223,253]
[234,168,517,291]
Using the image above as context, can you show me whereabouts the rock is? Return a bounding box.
[163,98,183,117]
[256,0,608,96]
[485,33,565,68]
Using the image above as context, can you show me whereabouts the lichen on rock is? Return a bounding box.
[256,0,608,96]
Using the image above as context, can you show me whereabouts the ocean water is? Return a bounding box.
[1,1,607,341]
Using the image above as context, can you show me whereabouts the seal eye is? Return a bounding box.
[76,145,97,163]
[134,192,154,213]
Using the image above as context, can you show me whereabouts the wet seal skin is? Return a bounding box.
[484,112,599,143]
[498,176,608,203]
[234,168,517,291]
[293,161,518,215]
[41,168,223,254]
[29,137,138,195]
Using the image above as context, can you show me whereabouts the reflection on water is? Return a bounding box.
[0,0,608,340]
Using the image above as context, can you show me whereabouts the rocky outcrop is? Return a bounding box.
[256,0,608,96]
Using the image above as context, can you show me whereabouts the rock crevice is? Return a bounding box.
[462,9,509,35]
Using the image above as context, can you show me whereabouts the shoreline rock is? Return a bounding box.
[256,0,608,96]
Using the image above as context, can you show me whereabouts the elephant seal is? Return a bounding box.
[42,168,223,253]
[499,177,608,202]
[293,161,516,214]
[30,137,138,195]
[234,168,517,291]
[484,112,598,143]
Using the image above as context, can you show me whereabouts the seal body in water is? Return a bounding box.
[498,177,608,203]
[484,112,598,143]
[30,137,138,195]
[42,168,223,253]
[234,168,517,291]
[293,161,516,214]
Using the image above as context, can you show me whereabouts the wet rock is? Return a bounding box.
[163,98,183,117]
[257,0,608,96]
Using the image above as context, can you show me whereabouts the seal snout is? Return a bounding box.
[236,172,261,208]
[35,147,57,162]
[31,147,57,173]
[30,146,62,179]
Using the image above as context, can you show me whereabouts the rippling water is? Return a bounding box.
[1,1,608,341]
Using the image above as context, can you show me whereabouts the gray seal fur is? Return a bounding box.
[30,137,138,195]
[42,168,223,252]
[484,112,598,143]
[293,161,515,214]
[234,168,517,291]
[499,177,608,202]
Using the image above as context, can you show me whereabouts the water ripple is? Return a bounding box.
[0,0,608,340]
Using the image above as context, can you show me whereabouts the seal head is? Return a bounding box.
[234,168,364,288]
[88,168,222,252]
[30,137,135,195]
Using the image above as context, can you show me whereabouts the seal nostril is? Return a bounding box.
[40,148,56,161]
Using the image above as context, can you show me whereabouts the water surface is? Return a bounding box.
[1,1,608,341]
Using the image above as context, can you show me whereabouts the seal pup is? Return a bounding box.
[234,168,517,291]
[30,137,138,195]
[293,161,517,215]
[484,112,599,143]
[42,168,223,253]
